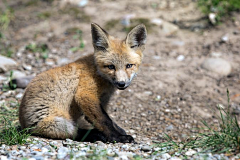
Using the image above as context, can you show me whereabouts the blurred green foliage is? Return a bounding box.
[37,11,51,20]
[26,43,49,59]
[0,33,14,58]
[2,70,17,91]
[0,5,14,30]
[198,0,240,23]
[70,29,85,52]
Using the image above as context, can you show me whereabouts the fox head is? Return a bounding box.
[91,23,147,90]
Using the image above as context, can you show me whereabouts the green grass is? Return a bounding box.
[198,0,240,23]
[0,33,14,57]
[154,89,240,155]
[0,117,31,146]
[37,11,51,20]
[25,43,49,59]
[0,1,14,30]
[2,70,17,91]
[70,29,85,52]
[60,5,90,22]
[0,101,18,124]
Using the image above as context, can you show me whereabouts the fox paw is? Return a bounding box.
[109,135,135,143]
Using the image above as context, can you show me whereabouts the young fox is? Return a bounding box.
[19,23,147,143]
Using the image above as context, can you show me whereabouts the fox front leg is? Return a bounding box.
[100,104,127,136]
[75,91,134,143]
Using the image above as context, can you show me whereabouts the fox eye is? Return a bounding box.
[126,64,133,69]
[107,65,115,70]
[130,45,138,48]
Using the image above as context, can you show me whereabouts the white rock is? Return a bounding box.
[49,141,58,146]
[129,129,135,134]
[57,58,70,65]
[121,144,129,150]
[16,93,23,99]
[0,75,7,82]
[19,146,26,150]
[97,141,107,149]
[79,146,89,152]
[177,55,185,61]
[156,95,161,101]
[121,14,136,27]
[23,64,32,71]
[45,59,55,66]
[141,113,147,117]
[172,41,185,46]
[151,18,163,26]
[129,147,136,152]
[162,21,179,35]
[78,143,85,147]
[153,147,161,151]
[33,138,39,141]
[143,153,149,157]
[144,91,152,96]
[118,155,128,160]
[0,55,17,73]
[78,0,88,7]
[210,52,222,58]
[13,76,34,89]
[170,157,182,160]
[209,13,216,24]
[0,156,8,160]
[221,34,229,42]
[107,149,115,156]
[152,56,161,60]
[0,101,6,107]
[165,109,170,112]
[75,151,86,157]
[16,46,25,57]
[57,147,68,159]
[161,153,171,159]
[12,70,26,79]
[201,58,232,76]
[141,145,152,152]
[185,149,197,156]
[116,152,133,158]
[41,147,49,154]
[166,124,174,131]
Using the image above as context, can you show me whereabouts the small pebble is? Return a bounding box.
[141,145,152,152]
[177,55,185,61]
[57,147,69,159]
[221,34,229,42]
[166,125,174,131]
[185,149,197,156]
[161,153,171,159]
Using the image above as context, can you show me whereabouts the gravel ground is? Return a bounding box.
[0,0,240,159]
[1,137,239,160]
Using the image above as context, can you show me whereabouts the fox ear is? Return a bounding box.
[91,23,109,51]
[126,24,147,51]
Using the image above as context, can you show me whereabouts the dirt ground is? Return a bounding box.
[0,0,240,143]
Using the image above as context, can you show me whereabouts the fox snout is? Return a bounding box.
[113,70,135,90]
[116,81,126,90]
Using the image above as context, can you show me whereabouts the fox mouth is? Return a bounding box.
[113,80,130,90]
[116,86,128,90]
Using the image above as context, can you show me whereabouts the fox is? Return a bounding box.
[19,23,147,143]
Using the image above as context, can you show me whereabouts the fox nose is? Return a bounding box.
[117,81,125,88]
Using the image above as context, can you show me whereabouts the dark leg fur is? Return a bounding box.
[76,129,107,142]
